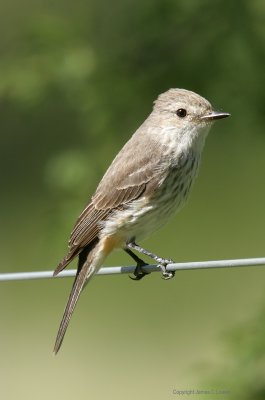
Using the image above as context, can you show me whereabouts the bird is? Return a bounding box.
[53,88,230,353]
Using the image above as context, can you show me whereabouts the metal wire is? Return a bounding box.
[0,257,265,282]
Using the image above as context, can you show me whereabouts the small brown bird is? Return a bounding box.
[53,88,230,353]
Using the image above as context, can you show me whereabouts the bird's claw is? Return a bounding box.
[159,259,175,280]
[129,257,175,280]
[161,270,175,280]
[129,262,150,281]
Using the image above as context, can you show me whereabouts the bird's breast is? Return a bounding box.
[100,152,200,244]
[152,151,200,214]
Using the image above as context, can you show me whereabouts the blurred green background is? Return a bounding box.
[0,1,265,399]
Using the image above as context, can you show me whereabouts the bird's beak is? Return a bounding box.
[200,111,230,122]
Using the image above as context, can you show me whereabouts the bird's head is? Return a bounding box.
[152,88,230,143]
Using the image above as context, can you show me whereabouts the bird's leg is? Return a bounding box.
[126,241,175,280]
[124,248,150,281]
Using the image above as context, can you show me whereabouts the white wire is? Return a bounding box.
[0,257,265,281]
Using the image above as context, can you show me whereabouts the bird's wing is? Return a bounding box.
[54,204,109,275]
[54,132,164,275]
[92,130,164,208]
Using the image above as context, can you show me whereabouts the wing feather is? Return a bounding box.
[55,131,164,274]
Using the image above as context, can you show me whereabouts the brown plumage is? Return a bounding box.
[53,88,230,353]
[54,132,163,276]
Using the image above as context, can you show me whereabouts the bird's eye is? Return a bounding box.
[176,108,187,118]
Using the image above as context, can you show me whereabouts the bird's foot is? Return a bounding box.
[129,260,150,281]
[125,244,175,280]
[158,259,175,280]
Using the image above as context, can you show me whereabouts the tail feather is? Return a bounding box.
[53,259,96,354]
[54,237,100,278]
[53,249,79,277]
[54,238,102,353]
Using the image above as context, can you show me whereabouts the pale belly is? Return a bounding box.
[101,153,200,245]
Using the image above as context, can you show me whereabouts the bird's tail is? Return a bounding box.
[53,242,101,354]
